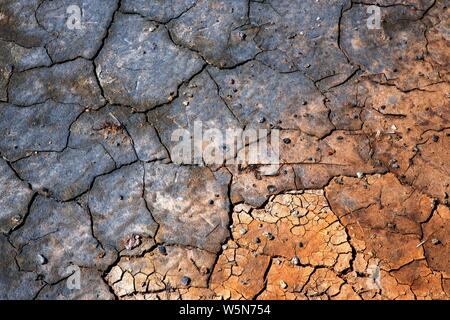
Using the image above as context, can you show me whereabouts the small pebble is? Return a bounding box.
[180,276,191,286]
[431,238,440,245]
[125,234,141,250]
[263,231,274,240]
[431,135,439,142]
[11,215,22,222]
[267,185,277,193]
[238,32,247,41]
[37,254,47,265]
[158,245,167,255]
[283,138,291,144]
[255,237,261,244]
[291,256,300,265]
[239,227,248,236]
[200,266,210,274]
[356,172,364,179]
[279,280,288,289]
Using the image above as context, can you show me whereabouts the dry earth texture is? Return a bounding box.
[0,0,449,300]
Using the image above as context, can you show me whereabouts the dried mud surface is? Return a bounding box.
[0,0,448,300]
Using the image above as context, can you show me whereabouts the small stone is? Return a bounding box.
[200,266,210,274]
[11,215,22,222]
[239,227,248,235]
[37,254,47,265]
[180,276,191,286]
[208,199,215,205]
[182,101,189,106]
[356,172,364,179]
[238,31,247,41]
[255,237,261,244]
[158,245,167,255]
[283,138,291,144]
[387,222,396,229]
[267,185,277,193]
[258,116,266,123]
[291,256,300,265]
[431,238,441,245]
[431,135,439,142]
[279,280,288,289]
[263,231,274,240]
[302,100,308,105]
[125,234,141,250]
[392,163,400,169]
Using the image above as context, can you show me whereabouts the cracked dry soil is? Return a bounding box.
[0,0,449,300]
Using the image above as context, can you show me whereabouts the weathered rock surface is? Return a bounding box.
[13,145,115,201]
[0,158,34,233]
[0,234,44,300]
[144,163,231,252]
[1,0,448,300]
[70,105,168,165]
[147,70,241,165]
[250,0,354,89]
[10,196,112,284]
[341,3,440,92]
[121,0,196,23]
[168,0,259,68]
[0,101,84,161]
[96,13,204,111]
[37,269,115,300]
[88,163,158,255]
[0,0,118,63]
[208,61,334,138]
[8,58,105,107]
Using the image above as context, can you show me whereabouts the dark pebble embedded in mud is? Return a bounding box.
[158,245,167,255]
[180,276,191,286]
